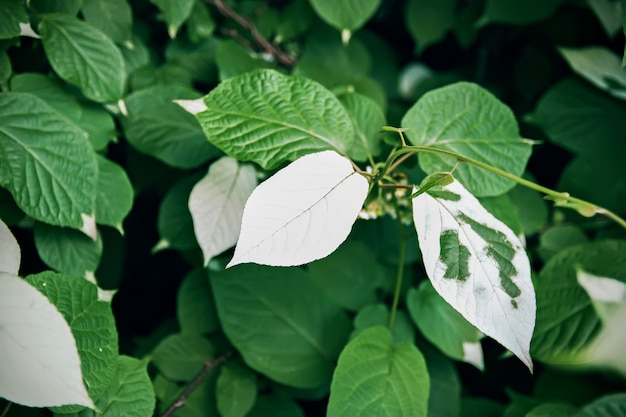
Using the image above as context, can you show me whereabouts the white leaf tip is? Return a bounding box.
[175,99,208,115]
[80,213,97,241]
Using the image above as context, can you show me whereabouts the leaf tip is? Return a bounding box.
[175,99,208,115]
[80,213,97,241]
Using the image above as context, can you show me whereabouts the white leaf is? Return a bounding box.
[228,151,369,267]
[189,157,258,265]
[0,219,20,274]
[577,270,626,323]
[0,272,94,409]
[412,180,535,370]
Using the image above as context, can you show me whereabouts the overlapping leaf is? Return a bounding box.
[228,151,369,267]
[412,179,535,370]
[178,69,355,170]
[309,0,381,36]
[402,82,533,197]
[0,0,28,39]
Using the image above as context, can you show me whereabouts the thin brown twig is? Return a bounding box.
[206,0,296,67]
[160,352,232,417]
[219,28,255,51]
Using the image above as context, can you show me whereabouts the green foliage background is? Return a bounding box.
[1,0,626,416]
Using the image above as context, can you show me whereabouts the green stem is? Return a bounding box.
[388,221,407,331]
[384,145,626,230]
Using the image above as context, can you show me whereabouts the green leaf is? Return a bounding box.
[410,172,455,199]
[95,155,134,232]
[124,84,219,169]
[150,0,194,38]
[0,0,28,39]
[216,364,257,417]
[308,240,387,311]
[153,373,219,417]
[352,304,416,345]
[34,222,102,278]
[186,1,215,43]
[462,397,506,417]
[309,0,381,35]
[412,180,535,369]
[508,181,548,236]
[327,326,429,417]
[151,334,214,381]
[155,174,199,252]
[340,92,385,162]
[402,82,533,197]
[424,348,461,417]
[479,192,524,236]
[211,265,351,388]
[480,0,567,25]
[531,240,626,366]
[538,225,588,263]
[215,40,274,81]
[407,282,483,368]
[178,69,354,170]
[24,271,118,409]
[93,356,155,417]
[177,268,220,335]
[275,0,314,42]
[29,0,81,15]
[0,92,97,234]
[165,37,219,84]
[578,393,626,417]
[39,14,126,103]
[0,50,11,85]
[0,272,94,409]
[81,0,134,46]
[247,394,305,417]
[405,0,456,52]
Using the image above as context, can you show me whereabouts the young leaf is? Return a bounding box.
[0,218,20,274]
[0,92,97,234]
[124,84,220,169]
[0,272,94,409]
[189,157,257,265]
[178,69,355,170]
[327,326,429,417]
[309,0,381,38]
[412,179,535,370]
[24,271,118,407]
[39,13,126,103]
[216,364,257,417]
[401,82,533,197]
[228,151,369,267]
[211,265,351,388]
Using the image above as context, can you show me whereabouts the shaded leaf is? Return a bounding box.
[151,334,214,382]
[0,0,28,39]
[150,0,194,38]
[81,0,133,46]
[216,364,257,417]
[309,0,381,35]
[177,268,220,335]
[95,155,134,232]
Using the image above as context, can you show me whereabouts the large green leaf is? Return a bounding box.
[34,222,102,278]
[0,0,28,39]
[423,348,461,417]
[407,281,483,368]
[24,271,118,409]
[0,92,97,234]
[81,0,133,46]
[531,241,626,366]
[178,69,354,170]
[211,265,351,388]
[124,84,219,169]
[309,0,381,35]
[95,155,134,232]
[327,326,429,417]
[39,14,126,103]
[402,82,532,197]
[150,0,194,38]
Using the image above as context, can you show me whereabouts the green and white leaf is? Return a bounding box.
[0,272,94,409]
[327,326,429,417]
[309,0,381,39]
[412,179,535,370]
[34,222,102,278]
[81,0,133,47]
[401,82,533,197]
[39,13,126,103]
[0,92,97,235]
[0,218,20,274]
[24,271,118,408]
[407,282,484,369]
[559,46,626,101]
[0,0,28,39]
[95,155,134,232]
[189,157,257,265]
[178,69,354,170]
[211,265,351,388]
[124,84,219,169]
[228,151,369,267]
[150,0,194,38]
[216,364,257,417]
[151,334,214,382]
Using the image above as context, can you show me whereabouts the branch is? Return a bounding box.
[160,352,232,417]
[206,0,296,67]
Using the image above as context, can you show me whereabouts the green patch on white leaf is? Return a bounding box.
[0,272,94,409]
[228,151,368,267]
[412,179,535,370]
